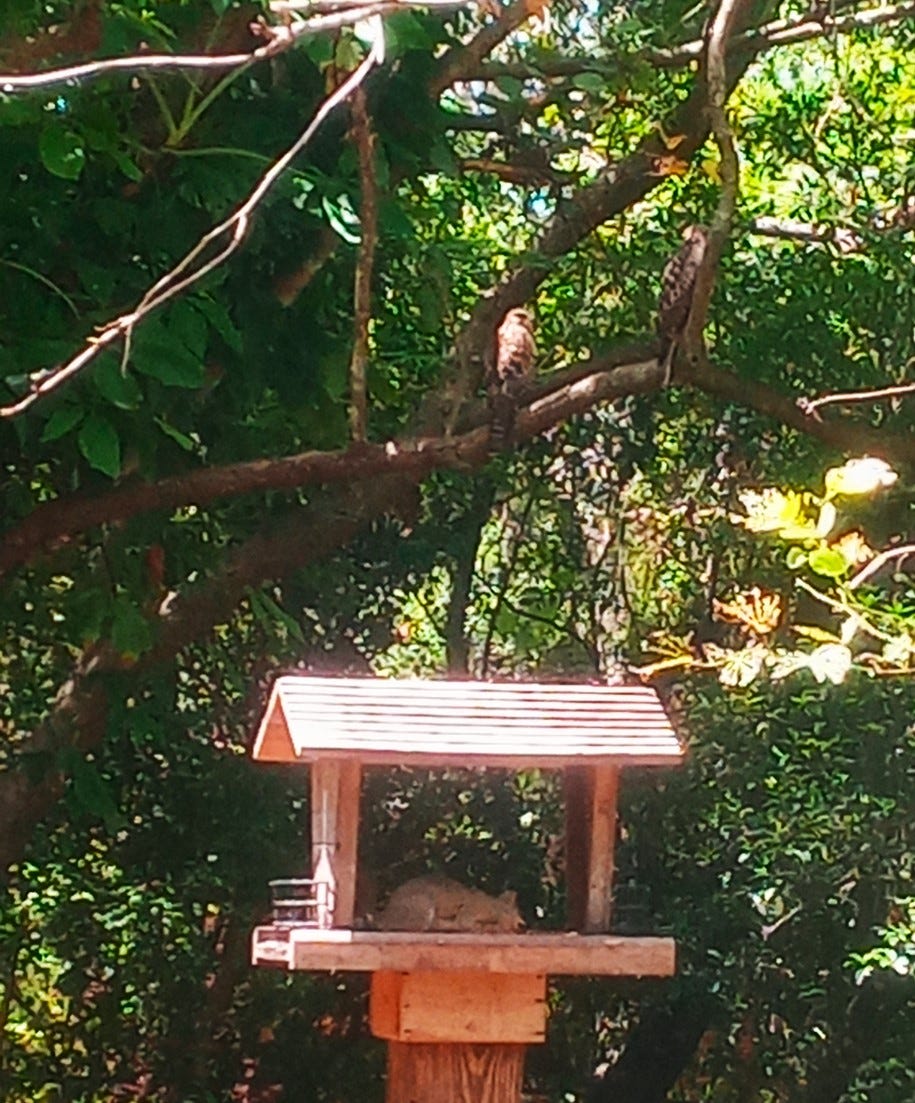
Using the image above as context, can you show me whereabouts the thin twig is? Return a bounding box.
[798,380,915,417]
[0,0,460,92]
[848,544,915,589]
[0,27,385,420]
[348,85,379,442]
[795,578,895,642]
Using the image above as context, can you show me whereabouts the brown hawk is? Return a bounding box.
[657,224,708,384]
[488,307,537,452]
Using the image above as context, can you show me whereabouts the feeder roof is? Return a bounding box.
[252,676,682,768]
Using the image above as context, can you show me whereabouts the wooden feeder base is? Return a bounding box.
[370,970,546,1044]
[386,1041,525,1103]
[372,971,544,1103]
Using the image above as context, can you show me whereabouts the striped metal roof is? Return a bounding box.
[251,676,682,768]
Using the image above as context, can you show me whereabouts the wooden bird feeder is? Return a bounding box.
[250,676,684,1103]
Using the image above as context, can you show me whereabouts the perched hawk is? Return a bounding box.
[657,224,708,384]
[489,307,537,452]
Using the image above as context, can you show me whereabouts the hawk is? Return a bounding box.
[489,307,536,452]
[657,224,708,384]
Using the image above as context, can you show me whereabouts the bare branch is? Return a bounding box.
[750,216,866,252]
[430,0,534,97]
[849,544,915,589]
[0,0,462,92]
[348,85,379,443]
[0,30,385,420]
[683,0,744,351]
[680,350,915,464]
[462,1,915,83]
[799,380,915,418]
[750,199,915,253]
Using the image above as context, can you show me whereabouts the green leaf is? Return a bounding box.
[808,547,849,579]
[78,413,121,477]
[93,356,142,409]
[111,598,153,659]
[170,300,208,358]
[785,547,808,570]
[384,12,432,51]
[41,404,84,442]
[134,336,205,388]
[112,148,144,182]
[194,295,242,353]
[155,417,196,452]
[494,76,524,100]
[571,73,606,94]
[67,755,123,830]
[322,194,361,244]
[248,589,305,643]
[39,124,86,180]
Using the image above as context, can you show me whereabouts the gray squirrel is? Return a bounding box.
[377,875,524,933]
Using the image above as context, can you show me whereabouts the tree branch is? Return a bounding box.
[445,480,495,674]
[799,380,915,418]
[461,1,915,84]
[681,351,915,463]
[0,345,658,577]
[683,0,745,352]
[348,86,379,442]
[750,199,915,253]
[0,29,386,420]
[429,0,534,98]
[0,0,462,91]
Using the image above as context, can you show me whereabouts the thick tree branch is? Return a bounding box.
[681,352,915,463]
[4,338,913,871]
[0,344,657,577]
[429,0,533,98]
[462,1,915,83]
[10,337,914,579]
[348,86,378,442]
[683,0,745,357]
[0,476,401,875]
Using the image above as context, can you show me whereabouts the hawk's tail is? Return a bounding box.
[488,391,517,455]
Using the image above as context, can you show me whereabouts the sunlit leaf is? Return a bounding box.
[808,546,849,579]
[807,643,853,684]
[824,456,897,497]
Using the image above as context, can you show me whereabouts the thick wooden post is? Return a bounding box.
[371,971,544,1103]
[584,765,619,933]
[386,1042,525,1103]
[310,758,362,928]
[564,764,619,933]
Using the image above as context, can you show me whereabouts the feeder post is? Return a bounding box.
[310,758,362,928]
[564,764,619,933]
[386,1042,526,1103]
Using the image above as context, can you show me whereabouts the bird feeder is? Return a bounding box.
[250,676,683,1103]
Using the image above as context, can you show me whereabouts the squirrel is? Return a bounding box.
[377,876,524,933]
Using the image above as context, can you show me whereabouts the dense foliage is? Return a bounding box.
[1,0,914,1099]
